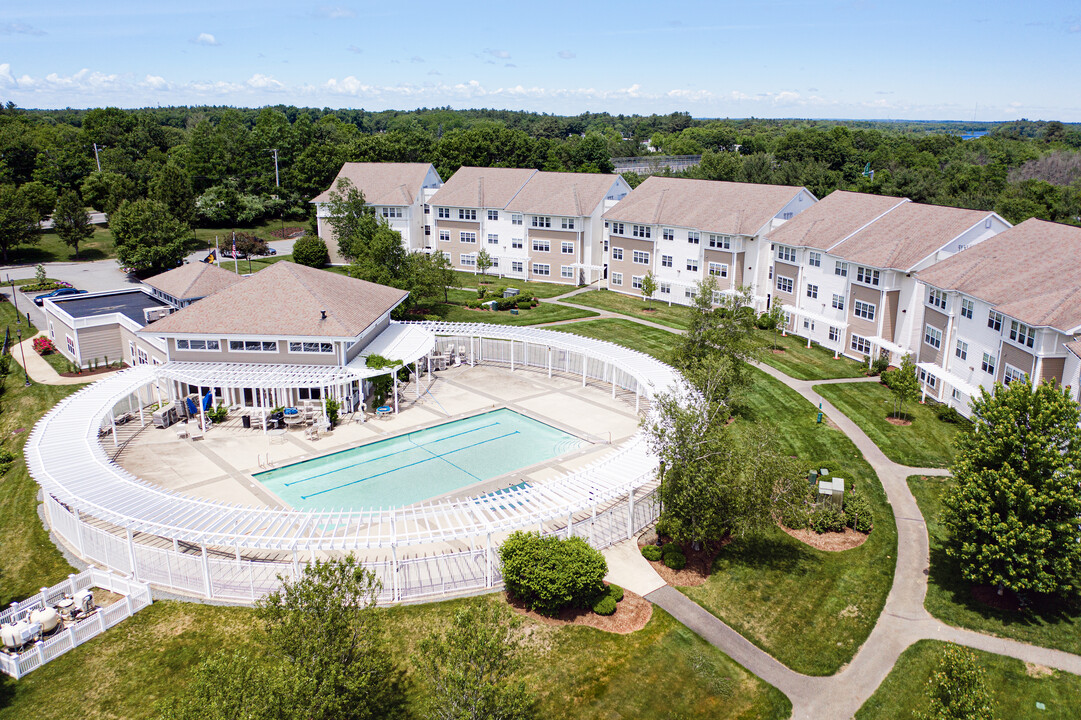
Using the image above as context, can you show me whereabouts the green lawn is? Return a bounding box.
[814,381,964,468]
[683,366,897,676]
[423,301,597,326]
[550,318,680,362]
[0,594,790,720]
[560,289,693,329]
[218,253,293,274]
[909,475,1081,656]
[855,639,1081,720]
[452,270,579,299]
[755,331,868,381]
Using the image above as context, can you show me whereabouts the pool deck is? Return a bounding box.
[117,363,643,512]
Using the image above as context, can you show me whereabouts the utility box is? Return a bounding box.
[503,288,520,298]
[817,477,845,510]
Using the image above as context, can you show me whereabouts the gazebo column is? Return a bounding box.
[392,371,399,414]
[469,336,475,366]
[510,342,514,372]
[547,346,552,378]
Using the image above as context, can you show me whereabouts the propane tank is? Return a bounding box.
[74,589,94,615]
[56,597,75,621]
[1,620,41,649]
[30,607,60,634]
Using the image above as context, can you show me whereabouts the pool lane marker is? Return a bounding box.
[281,421,500,488]
[299,429,521,500]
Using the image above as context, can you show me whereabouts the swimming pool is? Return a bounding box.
[254,409,587,511]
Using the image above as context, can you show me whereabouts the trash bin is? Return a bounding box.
[242,415,251,429]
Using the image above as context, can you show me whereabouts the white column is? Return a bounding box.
[510,341,514,372]
[392,372,399,414]
[582,354,587,387]
[485,532,493,587]
[627,488,635,537]
[200,544,212,598]
[470,336,475,366]
[547,347,552,378]
[126,529,139,581]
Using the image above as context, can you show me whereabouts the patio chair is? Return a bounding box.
[189,424,204,441]
[175,423,190,440]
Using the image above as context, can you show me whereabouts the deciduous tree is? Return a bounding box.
[917,644,994,720]
[943,378,1081,598]
[476,248,493,276]
[110,199,187,274]
[291,235,329,268]
[0,184,42,262]
[883,354,920,419]
[639,271,657,306]
[52,190,94,259]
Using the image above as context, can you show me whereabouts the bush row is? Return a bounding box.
[782,486,874,534]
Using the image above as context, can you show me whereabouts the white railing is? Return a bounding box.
[0,568,152,679]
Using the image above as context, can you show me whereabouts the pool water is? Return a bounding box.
[254,409,587,511]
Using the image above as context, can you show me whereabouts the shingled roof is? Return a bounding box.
[601,176,810,236]
[143,262,245,301]
[504,172,623,216]
[144,261,408,338]
[428,167,538,209]
[310,162,438,205]
[916,218,1081,331]
[766,190,908,251]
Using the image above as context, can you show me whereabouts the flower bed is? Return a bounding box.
[33,336,56,355]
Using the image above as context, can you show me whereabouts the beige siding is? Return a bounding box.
[528,228,580,284]
[77,325,124,367]
[1041,357,1066,384]
[919,308,948,365]
[998,343,1035,383]
[848,284,881,343]
[704,248,735,286]
[608,237,654,297]
[119,326,166,366]
[772,261,798,329]
[734,251,745,287]
[882,290,900,343]
[47,313,77,363]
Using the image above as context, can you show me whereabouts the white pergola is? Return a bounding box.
[25,322,686,603]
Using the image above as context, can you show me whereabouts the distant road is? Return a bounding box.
[40,212,108,230]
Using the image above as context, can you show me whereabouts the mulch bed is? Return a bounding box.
[505,587,652,634]
[771,348,787,355]
[779,524,870,551]
[640,539,728,587]
[971,584,1022,613]
[885,416,912,426]
[56,362,127,378]
[270,226,306,239]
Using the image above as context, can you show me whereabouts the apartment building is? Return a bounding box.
[600,176,816,305]
[764,191,1011,364]
[429,167,630,284]
[914,218,1081,414]
[312,162,444,264]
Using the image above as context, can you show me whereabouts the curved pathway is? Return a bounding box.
[578,310,1081,718]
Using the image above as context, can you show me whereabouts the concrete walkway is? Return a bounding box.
[8,332,106,385]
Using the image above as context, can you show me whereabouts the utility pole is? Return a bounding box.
[269,149,280,188]
[92,143,103,172]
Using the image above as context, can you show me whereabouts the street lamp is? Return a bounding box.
[10,277,20,325]
[16,328,29,386]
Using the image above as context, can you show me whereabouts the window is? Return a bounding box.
[458,208,477,220]
[1003,365,1026,385]
[960,298,974,319]
[955,339,968,360]
[663,228,675,241]
[611,272,623,286]
[708,262,728,278]
[808,251,821,267]
[532,263,550,276]
[987,310,1003,332]
[487,209,499,221]
[831,294,845,311]
[288,341,334,353]
[687,231,700,245]
[803,318,814,331]
[659,282,671,294]
[460,231,476,244]
[297,388,322,401]
[381,207,402,219]
[561,218,575,230]
[437,207,450,219]
[611,247,623,260]
[856,266,880,286]
[633,250,650,265]
[229,340,278,352]
[49,321,54,339]
[851,334,872,355]
[928,288,947,310]
[561,266,574,279]
[512,238,523,249]
[137,348,148,365]
[777,245,796,262]
[952,388,963,401]
[685,288,697,300]
[487,233,499,245]
[806,283,818,299]
[853,300,876,321]
[919,369,937,389]
[632,225,651,239]
[532,216,551,228]
[511,213,523,226]
[686,259,699,272]
[177,339,221,351]
[776,276,794,294]
[490,257,499,268]
[829,326,841,342]
[632,275,643,289]
[511,261,523,273]
[66,335,75,355]
[561,241,575,254]
[610,222,624,235]
[439,230,450,242]
[661,255,673,268]
[424,204,430,215]
[924,325,943,349]
[981,352,996,375]
[424,225,431,236]
[532,239,550,253]
[1009,320,1036,348]
[708,234,730,249]
[460,253,476,267]
[835,261,848,277]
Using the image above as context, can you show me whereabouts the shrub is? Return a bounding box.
[663,550,687,570]
[33,336,56,355]
[206,405,228,423]
[592,594,617,616]
[844,489,874,533]
[641,545,662,561]
[756,313,776,330]
[869,351,890,376]
[810,505,847,534]
[780,499,812,529]
[499,531,607,615]
[606,583,624,602]
[661,541,683,557]
[292,236,329,267]
[476,287,487,299]
[935,404,965,424]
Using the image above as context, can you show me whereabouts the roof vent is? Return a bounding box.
[320,310,327,320]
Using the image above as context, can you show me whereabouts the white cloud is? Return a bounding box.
[247,73,284,90]
[0,22,46,36]
[557,50,575,60]
[194,33,220,46]
[485,48,510,59]
[314,5,355,18]
[0,63,15,88]
[142,74,169,90]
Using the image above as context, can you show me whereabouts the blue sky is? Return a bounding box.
[2,1,1080,120]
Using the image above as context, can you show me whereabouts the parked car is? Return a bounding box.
[34,287,87,305]
[263,247,278,256]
